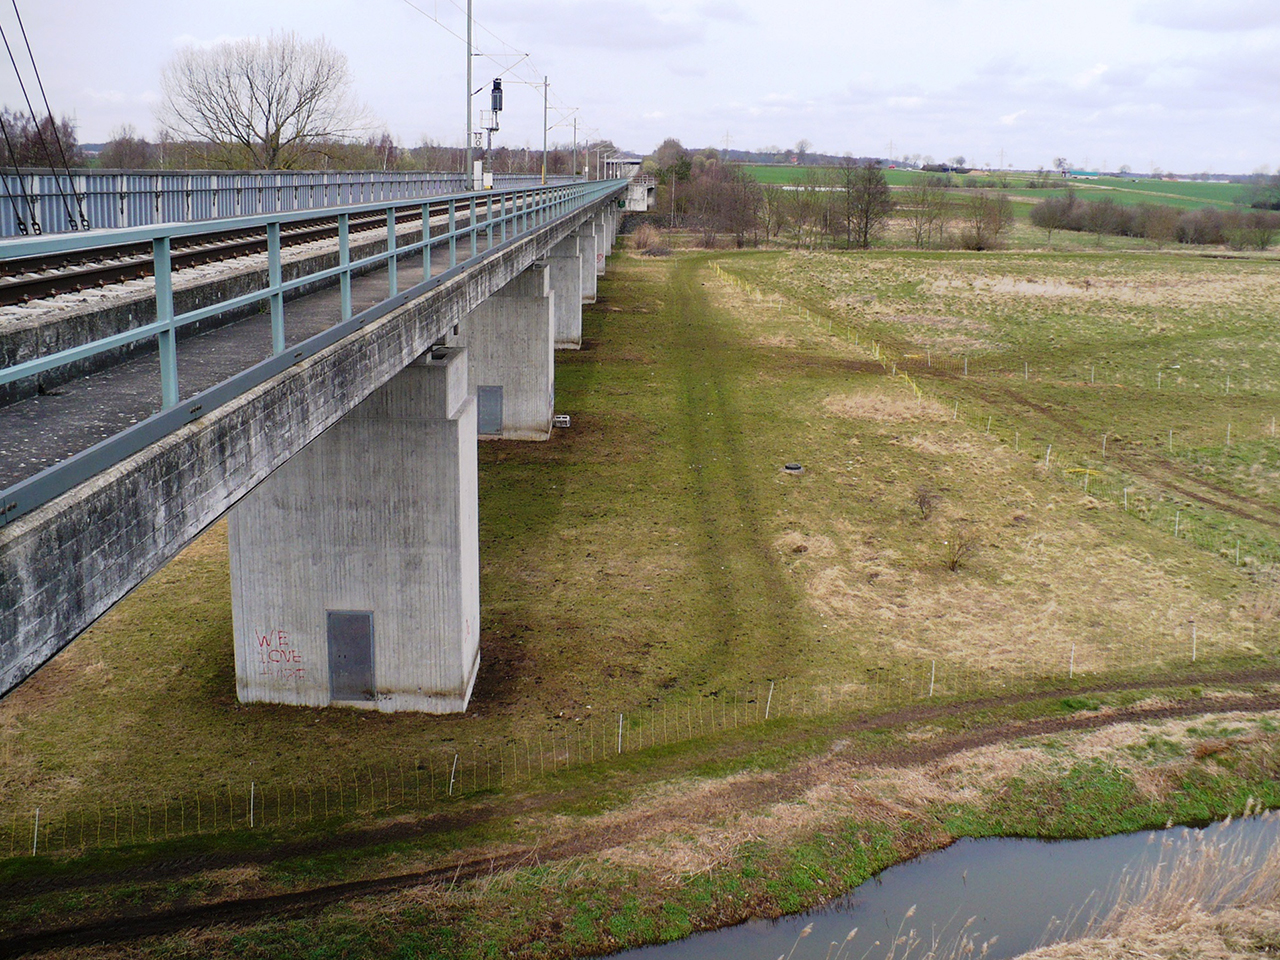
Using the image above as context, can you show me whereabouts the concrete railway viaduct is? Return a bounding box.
[0,172,654,713]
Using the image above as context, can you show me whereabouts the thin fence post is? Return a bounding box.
[617,713,623,754]
[765,681,774,720]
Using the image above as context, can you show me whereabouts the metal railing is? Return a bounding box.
[0,179,625,526]
[0,169,574,237]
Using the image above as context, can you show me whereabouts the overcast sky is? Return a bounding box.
[2,0,1277,173]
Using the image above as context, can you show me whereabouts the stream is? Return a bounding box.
[610,814,1280,960]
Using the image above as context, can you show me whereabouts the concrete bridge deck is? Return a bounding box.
[0,180,628,707]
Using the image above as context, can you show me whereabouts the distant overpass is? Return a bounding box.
[0,174,641,711]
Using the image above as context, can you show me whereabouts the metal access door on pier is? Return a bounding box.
[327,611,375,701]
[477,385,503,435]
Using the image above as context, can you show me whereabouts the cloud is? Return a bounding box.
[81,88,162,106]
[667,62,708,78]
[999,110,1026,126]
[169,32,250,49]
[82,88,127,104]
[697,1,753,24]
[1071,63,1109,88]
[487,1,704,51]
[1137,0,1280,31]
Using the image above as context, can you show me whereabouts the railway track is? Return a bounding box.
[0,201,462,307]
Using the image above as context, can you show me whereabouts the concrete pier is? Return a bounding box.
[547,234,583,349]
[227,347,480,713]
[579,221,599,304]
[594,212,609,278]
[458,262,555,440]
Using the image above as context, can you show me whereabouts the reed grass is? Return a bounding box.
[1023,805,1280,958]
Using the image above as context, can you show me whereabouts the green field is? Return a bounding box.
[742,163,1249,209]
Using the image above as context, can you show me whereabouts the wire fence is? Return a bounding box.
[3,639,1261,861]
[711,262,1280,568]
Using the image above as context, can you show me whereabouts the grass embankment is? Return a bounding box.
[4,244,1280,956]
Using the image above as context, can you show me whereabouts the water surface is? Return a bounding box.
[611,816,1280,960]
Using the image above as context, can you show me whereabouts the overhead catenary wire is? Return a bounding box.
[393,0,604,152]
[9,0,87,227]
[0,10,77,230]
[0,106,33,233]
[396,0,531,79]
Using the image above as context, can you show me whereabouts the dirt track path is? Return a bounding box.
[5,669,1280,958]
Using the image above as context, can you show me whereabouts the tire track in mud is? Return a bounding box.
[5,667,1280,957]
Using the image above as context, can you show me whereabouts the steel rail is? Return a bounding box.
[0,180,624,526]
[0,209,409,304]
[0,190,535,305]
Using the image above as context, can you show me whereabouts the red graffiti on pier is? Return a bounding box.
[257,629,306,681]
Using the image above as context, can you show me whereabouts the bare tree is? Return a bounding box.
[837,159,894,249]
[97,124,158,169]
[1139,204,1180,249]
[1084,197,1122,245]
[1029,192,1075,248]
[959,192,1014,250]
[157,31,367,169]
[786,168,827,249]
[902,175,951,248]
[759,184,788,241]
[0,107,80,167]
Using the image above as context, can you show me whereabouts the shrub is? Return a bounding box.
[631,222,661,251]
[943,526,978,571]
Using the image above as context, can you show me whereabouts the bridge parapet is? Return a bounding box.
[0,168,580,238]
